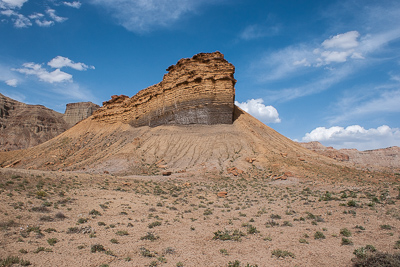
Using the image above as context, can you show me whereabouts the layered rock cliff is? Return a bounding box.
[64,102,100,127]
[0,94,98,151]
[93,52,236,126]
[300,141,400,171]
[0,93,68,151]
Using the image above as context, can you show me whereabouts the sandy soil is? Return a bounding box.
[1,168,399,267]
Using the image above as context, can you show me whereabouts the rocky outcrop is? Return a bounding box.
[64,102,100,127]
[300,141,350,161]
[0,93,69,151]
[93,52,236,126]
[0,94,99,151]
[299,141,400,170]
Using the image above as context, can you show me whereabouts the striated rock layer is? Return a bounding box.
[0,93,69,151]
[300,141,400,171]
[64,102,100,127]
[0,94,98,151]
[93,52,236,126]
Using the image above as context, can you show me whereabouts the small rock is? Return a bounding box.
[217,191,228,197]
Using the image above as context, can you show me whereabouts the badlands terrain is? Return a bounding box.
[0,52,399,266]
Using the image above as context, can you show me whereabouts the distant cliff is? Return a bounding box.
[0,93,98,151]
[64,102,100,127]
[93,52,236,126]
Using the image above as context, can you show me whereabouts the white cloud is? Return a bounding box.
[63,1,81,8]
[235,98,281,124]
[13,13,31,27]
[0,0,28,9]
[13,62,73,83]
[12,56,94,84]
[89,0,223,33]
[46,8,67,23]
[34,19,54,27]
[1,2,71,28]
[5,78,18,86]
[239,24,280,40]
[302,125,400,150]
[48,56,94,71]
[322,31,360,50]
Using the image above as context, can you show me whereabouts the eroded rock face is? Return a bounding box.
[94,52,236,126]
[0,93,69,151]
[0,94,99,151]
[64,102,100,127]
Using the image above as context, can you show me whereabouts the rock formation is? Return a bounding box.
[0,93,69,151]
[300,141,350,162]
[299,141,400,171]
[93,52,236,126]
[64,102,100,127]
[0,93,98,151]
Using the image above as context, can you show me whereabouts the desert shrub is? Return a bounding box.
[380,224,392,230]
[213,229,245,241]
[140,232,159,241]
[77,218,88,224]
[342,237,353,245]
[47,238,58,246]
[270,214,281,219]
[89,209,101,216]
[314,231,325,240]
[91,244,105,253]
[340,228,352,237]
[139,247,155,257]
[352,252,400,266]
[115,230,129,236]
[148,221,162,228]
[271,249,295,258]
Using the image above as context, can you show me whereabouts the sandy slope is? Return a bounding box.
[0,107,345,180]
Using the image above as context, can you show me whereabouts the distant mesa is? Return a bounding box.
[64,102,100,127]
[0,93,99,151]
[94,51,236,127]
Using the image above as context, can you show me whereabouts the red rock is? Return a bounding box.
[217,191,228,197]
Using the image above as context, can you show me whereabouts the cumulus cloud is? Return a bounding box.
[321,31,360,50]
[13,62,73,83]
[48,56,94,71]
[0,0,28,9]
[235,98,281,124]
[45,8,67,23]
[5,78,18,87]
[12,56,94,83]
[63,1,81,8]
[302,125,400,150]
[89,0,223,33]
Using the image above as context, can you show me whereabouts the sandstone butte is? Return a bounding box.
[93,51,236,126]
[0,52,398,179]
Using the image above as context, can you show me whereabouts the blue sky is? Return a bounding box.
[1,0,400,151]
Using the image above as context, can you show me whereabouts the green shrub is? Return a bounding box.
[340,228,352,237]
[314,231,325,240]
[271,249,295,258]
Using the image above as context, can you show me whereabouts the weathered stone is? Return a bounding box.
[93,52,236,126]
[217,191,228,197]
[0,94,99,151]
[227,167,244,176]
[0,93,69,151]
[63,102,100,127]
[245,157,256,163]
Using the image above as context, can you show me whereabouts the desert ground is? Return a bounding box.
[1,167,399,267]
